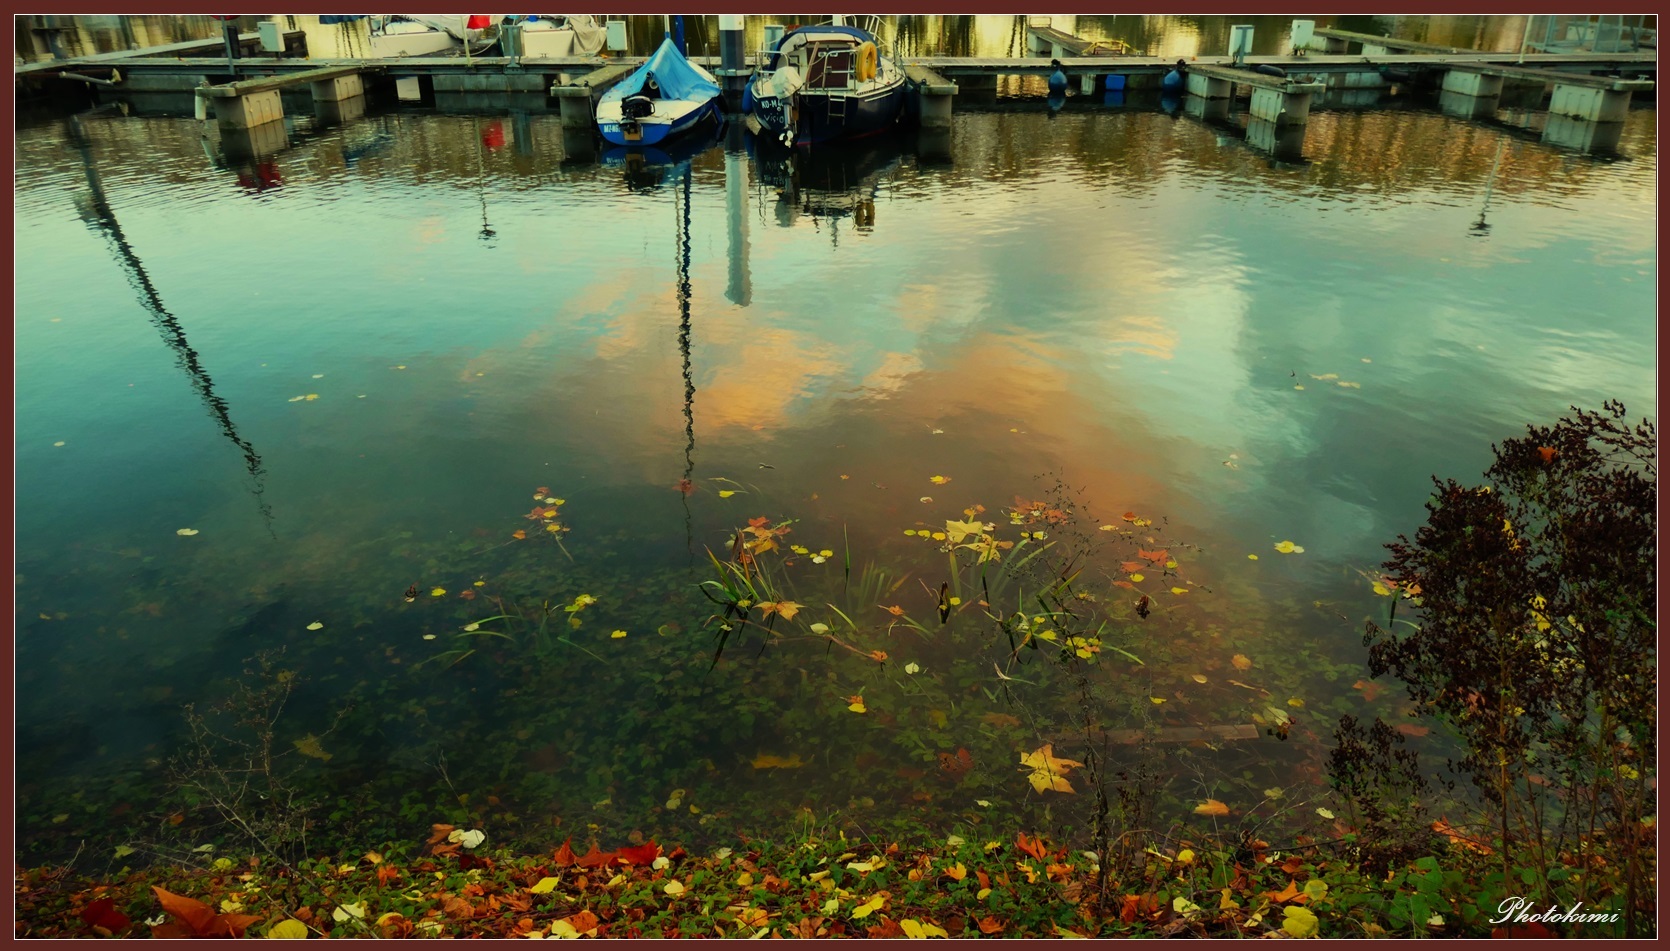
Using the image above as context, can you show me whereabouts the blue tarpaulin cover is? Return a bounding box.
[602,37,720,104]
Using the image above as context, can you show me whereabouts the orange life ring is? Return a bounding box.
[855,41,878,83]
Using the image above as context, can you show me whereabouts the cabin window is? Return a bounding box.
[804,45,855,89]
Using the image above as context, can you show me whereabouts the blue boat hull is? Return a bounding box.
[599,100,721,147]
[750,81,906,147]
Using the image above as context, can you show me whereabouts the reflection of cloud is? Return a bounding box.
[858,351,923,398]
[698,327,842,430]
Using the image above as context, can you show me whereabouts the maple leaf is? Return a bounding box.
[1352,679,1384,702]
[149,887,259,938]
[79,897,131,933]
[1193,799,1230,817]
[575,844,619,868]
[977,915,1005,934]
[943,518,993,544]
[553,839,578,867]
[1018,744,1084,794]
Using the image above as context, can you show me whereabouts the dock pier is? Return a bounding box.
[194,65,373,131]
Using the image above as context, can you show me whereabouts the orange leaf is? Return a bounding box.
[575,844,618,868]
[1137,548,1169,563]
[676,478,694,496]
[1120,561,1143,573]
[1193,799,1230,817]
[1395,722,1430,737]
[975,870,990,890]
[1121,511,1138,522]
[1231,654,1252,671]
[977,916,1004,935]
[512,530,526,540]
[535,486,550,495]
[869,650,889,663]
[882,604,905,616]
[553,838,578,867]
[459,589,476,600]
[1112,580,1135,589]
[1536,446,1557,464]
[1265,879,1302,903]
[565,910,600,934]
[151,886,215,936]
[1352,679,1384,702]
[1015,832,1047,861]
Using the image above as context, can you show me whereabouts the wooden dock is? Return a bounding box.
[1310,27,1468,55]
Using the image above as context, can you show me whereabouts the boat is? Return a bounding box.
[743,19,906,148]
[596,37,724,148]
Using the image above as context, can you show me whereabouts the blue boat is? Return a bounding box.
[744,21,906,148]
[596,37,723,147]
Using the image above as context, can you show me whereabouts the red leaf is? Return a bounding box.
[152,886,216,936]
[617,841,662,866]
[575,844,619,868]
[978,915,1004,934]
[1536,446,1557,464]
[553,838,578,867]
[676,479,695,496]
[79,897,130,932]
[205,913,261,938]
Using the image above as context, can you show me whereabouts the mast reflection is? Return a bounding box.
[66,114,275,534]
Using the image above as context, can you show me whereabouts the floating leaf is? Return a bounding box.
[1231,654,1253,670]
[1316,807,1336,820]
[1247,554,1259,560]
[846,695,867,714]
[718,490,738,498]
[1191,674,1208,684]
[1396,722,1430,737]
[1193,799,1230,817]
[1170,587,1189,595]
[175,528,200,536]
[1019,744,1084,794]
[929,475,951,485]
[1273,541,1304,554]
[1352,679,1384,702]
[306,621,324,631]
[511,529,526,539]
[751,753,805,770]
[292,734,331,761]
[1129,573,1145,582]
[610,630,628,639]
[430,587,446,597]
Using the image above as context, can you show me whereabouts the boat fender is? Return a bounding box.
[1253,63,1287,78]
[855,41,878,83]
[1047,58,1068,92]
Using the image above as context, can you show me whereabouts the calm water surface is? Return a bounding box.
[13,93,1655,857]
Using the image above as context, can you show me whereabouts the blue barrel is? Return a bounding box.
[1048,68,1068,92]
[1161,68,1184,92]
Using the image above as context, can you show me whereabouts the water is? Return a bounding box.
[14,93,1655,859]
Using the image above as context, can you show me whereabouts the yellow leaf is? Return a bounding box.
[529,876,561,894]
[1193,799,1230,816]
[1176,849,1196,864]
[944,518,994,544]
[929,475,951,484]
[851,893,887,919]
[946,862,967,881]
[664,880,685,896]
[775,601,802,621]
[611,630,628,639]
[267,919,309,939]
[1247,553,1259,560]
[1274,541,1298,553]
[976,887,992,900]
[1219,889,1241,911]
[751,753,805,770]
[1288,698,1305,708]
[1372,581,1391,596]
[1231,654,1253,670]
[306,621,324,631]
[1130,573,1145,582]
[1150,697,1166,705]
[175,528,200,536]
[549,920,581,938]
[1019,743,1084,794]
[718,490,737,498]
[293,734,332,761]
[901,918,948,938]
[1303,879,1329,902]
[847,696,867,714]
[1282,905,1319,938]
[430,587,446,597]
[1191,674,1208,684]
[1170,587,1189,595]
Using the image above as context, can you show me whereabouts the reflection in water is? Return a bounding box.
[676,163,697,557]
[1471,138,1507,235]
[473,116,497,243]
[752,134,902,238]
[66,114,274,533]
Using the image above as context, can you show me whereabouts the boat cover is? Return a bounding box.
[607,37,720,103]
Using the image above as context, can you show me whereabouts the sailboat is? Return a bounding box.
[744,17,906,147]
[596,36,724,147]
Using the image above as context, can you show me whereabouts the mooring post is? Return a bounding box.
[718,14,749,112]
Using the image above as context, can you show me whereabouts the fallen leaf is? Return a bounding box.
[977,916,1004,935]
[267,919,308,938]
[1282,905,1319,938]
[1316,807,1336,820]
[430,587,446,597]
[1396,723,1430,737]
[929,475,951,484]
[846,695,867,714]
[511,530,526,539]
[305,621,324,631]
[1019,744,1084,794]
[1231,654,1252,670]
[751,753,806,770]
[175,528,199,536]
[1193,799,1230,817]
[292,734,331,761]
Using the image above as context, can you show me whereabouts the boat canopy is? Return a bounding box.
[609,37,720,102]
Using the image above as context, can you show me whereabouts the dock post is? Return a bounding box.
[1249,86,1314,126]
[1439,69,1503,100]
[717,14,749,112]
[1079,73,1096,95]
[905,64,957,130]
[310,71,364,104]
[1548,82,1635,124]
[213,88,283,130]
[1185,73,1231,99]
[556,89,594,129]
[1541,114,1625,154]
